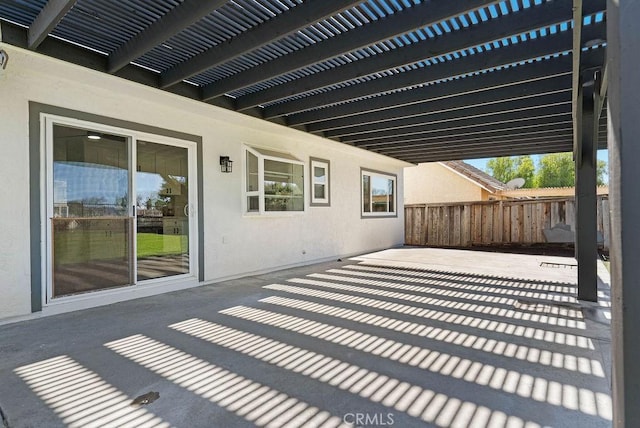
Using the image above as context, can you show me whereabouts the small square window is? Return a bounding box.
[310,158,330,206]
[361,168,396,217]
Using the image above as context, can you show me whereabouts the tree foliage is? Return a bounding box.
[486,155,535,188]
[515,156,536,188]
[535,153,575,187]
[485,152,608,188]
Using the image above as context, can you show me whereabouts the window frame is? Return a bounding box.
[244,146,306,215]
[360,168,397,218]
[310,157,330,207]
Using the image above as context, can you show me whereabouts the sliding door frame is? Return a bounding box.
[30,103,203,311]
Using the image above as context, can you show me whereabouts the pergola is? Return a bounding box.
[0,0,636,425]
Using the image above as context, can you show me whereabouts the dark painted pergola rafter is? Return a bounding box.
[241,0,604,112]
[318,75,571,137]
[159,0,363,88]
[361,122,607,155]
[200,0,496,101]
[349,116,574,146]
[107,0,228,73]
[27,0,75,49]
[267,21,606,122]
[0,0,607,162]
[282,53,575,126]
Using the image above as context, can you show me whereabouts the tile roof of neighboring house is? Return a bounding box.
[499,186,609,198]
[440,160,507,194]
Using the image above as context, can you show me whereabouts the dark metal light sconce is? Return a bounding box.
[220,156,233,173]
[0,49,8,70]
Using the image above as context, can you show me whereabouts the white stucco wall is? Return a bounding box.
[404,162,485,204]
[0,45,407,320]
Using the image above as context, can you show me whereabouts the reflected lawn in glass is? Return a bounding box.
[136,233,188,258]
[53,218,131,297]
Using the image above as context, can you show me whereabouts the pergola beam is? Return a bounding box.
[240,0,604,111]
[373,125,607,152]
[28,0,76,50]
[321,83,571,138]
[108,0,227,73]
[367,130,577,155]
[160,0,362,88]
[389,142,576,163]
[324,95,571,139]
[200,0,495,100]
[264,20,606,120]
[572,0,584,159]
[350,118,574,146]
[349,110,573,145]
[283,53,574,125]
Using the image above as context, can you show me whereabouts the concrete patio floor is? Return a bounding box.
[0,247,612,428]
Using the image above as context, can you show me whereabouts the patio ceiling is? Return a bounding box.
[0,0,607,163]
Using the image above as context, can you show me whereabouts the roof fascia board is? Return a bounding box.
[438,162,496,193]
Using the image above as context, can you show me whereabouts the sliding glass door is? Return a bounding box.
[51,125,132,297]
[46,117,196,300]
[135,141,190,281]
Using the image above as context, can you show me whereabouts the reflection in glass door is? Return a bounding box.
[51,125,132,297]
[136,141,189,281]
[48,119,196,300]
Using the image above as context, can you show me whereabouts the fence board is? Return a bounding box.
[566,201,575,230]
[493,202,503,243]
[427,207,438,245]
[442,206,451,246]
[551,202,560,227]
[405,196,609,251]
[523,203,533,243]
[453,206,461,246]
[472,205,482,244]
[413,207,423,245]
[404,209,411,244]
[482,205,493,244]
[462,205,471,246]
[503,204,511,242]
[511,205,520,243]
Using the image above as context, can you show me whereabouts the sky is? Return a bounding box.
[464,149,610,183]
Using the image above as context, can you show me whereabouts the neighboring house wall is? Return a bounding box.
[404,162,484,204]
[0,46,407,321]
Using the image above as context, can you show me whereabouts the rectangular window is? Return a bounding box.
[246,151,259,212]
[245,147,304,214]
[361,169,396,217]
[310,158,330,206]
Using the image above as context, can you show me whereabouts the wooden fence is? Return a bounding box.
[405,196,610,251]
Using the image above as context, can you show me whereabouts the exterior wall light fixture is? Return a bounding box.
[220,156,233,173]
